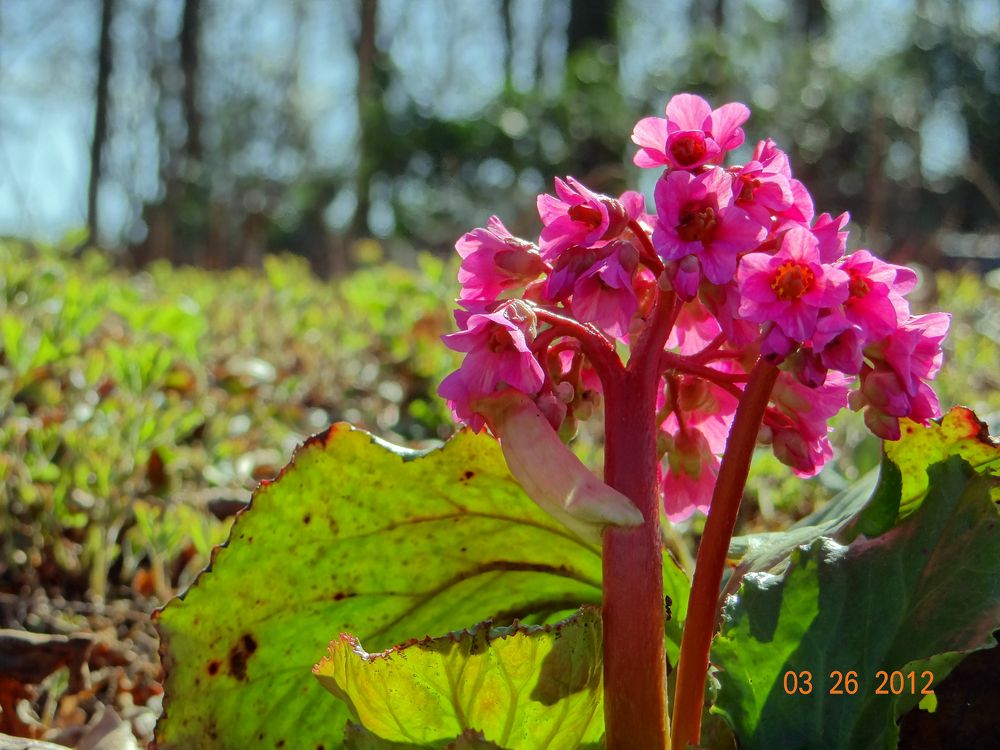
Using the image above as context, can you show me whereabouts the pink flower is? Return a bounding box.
[437,369,486,432]
[882,312,950,392]
[660,373,740,454]
[852,366,939,440]
[811,212,850,263]
[662,256,702,301]
[776,179,815,227]
[438,302,545,429]
[653,168,766,285]
[666,299,722,355]
[732,139,794,225]
[661,428,720,521]
[570,240,640,339]
[543,246,603,301]
[836,249,917,340]
[812,310,866,374]
[537,178,644,260]
[456,216,546,302]
[700,280,760,348]
[766,371,851,476]
[737,225,850,342]
[632,93,750,170]
[849,313,949,439]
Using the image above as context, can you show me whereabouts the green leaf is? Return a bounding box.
[712,456,1000,750]
[725,468,878,585]
[157,426,660,749]
[886,407,1000,517]
[343,725,506,749]
[854,454,902,538]
[315,608,603,749]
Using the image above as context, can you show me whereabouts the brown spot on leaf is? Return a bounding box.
[332,592,354,601]
[303,513,312,525]
[463,470,475,481]
[227,634,257,680]
[207,660,220,676]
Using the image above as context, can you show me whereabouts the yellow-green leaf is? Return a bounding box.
[314,609,603,749]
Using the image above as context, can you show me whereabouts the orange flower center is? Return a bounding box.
[771,261,815,301]
[677,205,717,243]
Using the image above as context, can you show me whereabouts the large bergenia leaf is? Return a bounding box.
[712,453,1000,750]
[155,426,604,749]
[314,608,603,748]
[156,426,688,749]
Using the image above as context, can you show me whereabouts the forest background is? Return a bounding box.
[2,0,999,274]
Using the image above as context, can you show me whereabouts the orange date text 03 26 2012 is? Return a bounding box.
[781,669,935,696]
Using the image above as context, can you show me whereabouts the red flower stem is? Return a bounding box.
[628,219,665,275]
[660,351,751,384]
[670,357,780,750]
[601,289,676,750]
[531,308,623,384]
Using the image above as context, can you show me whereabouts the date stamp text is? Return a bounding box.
[781,670,934,696]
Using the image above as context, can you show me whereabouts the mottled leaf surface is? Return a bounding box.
[884,406,999,517]
[713,455,1000,750]
[315,608,603,749]
[155,427,606,749]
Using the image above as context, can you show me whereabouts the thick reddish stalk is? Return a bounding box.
[670,358,780,750]
[602,371,669,749]
[600,290,677,750]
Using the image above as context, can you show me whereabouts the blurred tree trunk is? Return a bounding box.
[802,0,827,37]
[134,0,206,268]
[180,0,202,161]
[177,0,206,266]
[86,0,115,249]
[567,0,614,53]
[501,0,514,86]
[341,0,378,272]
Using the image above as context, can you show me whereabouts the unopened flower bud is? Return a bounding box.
[555,380,576,403]
[671,256,701,301]
[495,299,538,339]
[677,376,710,412]
[535,391,568,431]
[599,196,630,239]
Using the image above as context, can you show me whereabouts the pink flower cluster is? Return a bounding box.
[439,93,950,522]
